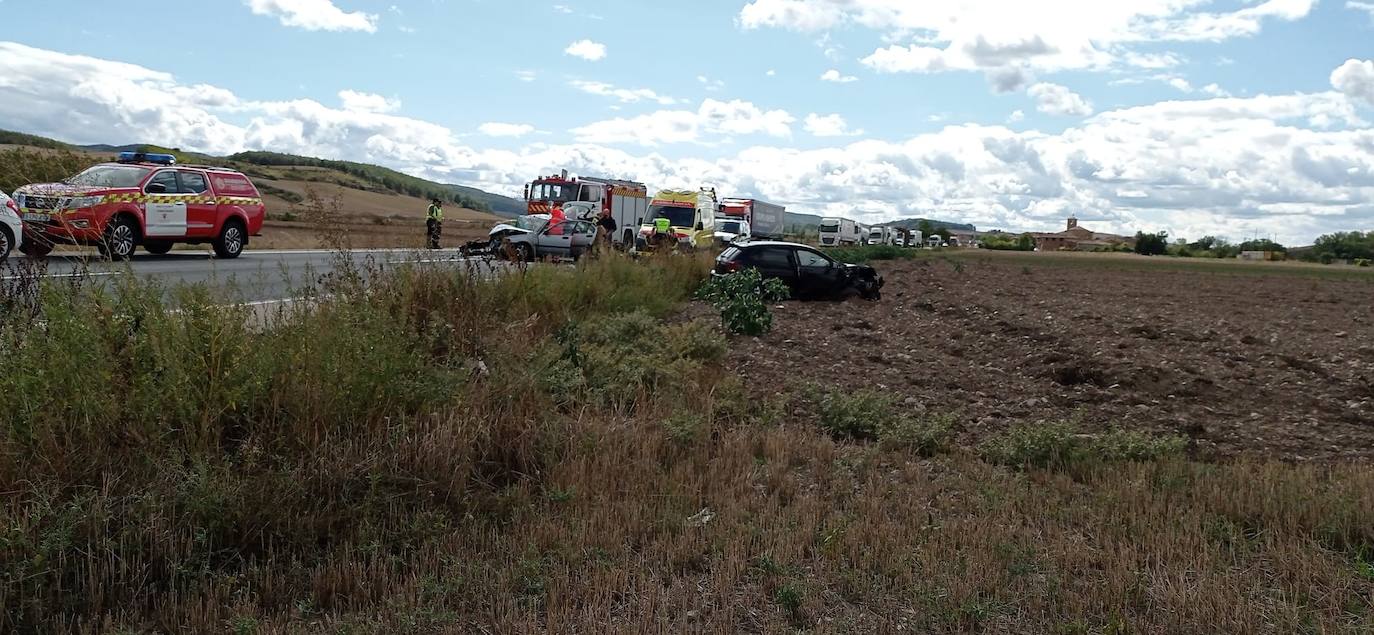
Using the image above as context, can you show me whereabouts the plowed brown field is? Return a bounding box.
[728,252,1374,461]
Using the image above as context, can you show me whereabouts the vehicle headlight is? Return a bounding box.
[61,195,104,210]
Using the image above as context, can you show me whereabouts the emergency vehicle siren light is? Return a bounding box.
[118,151,177,165]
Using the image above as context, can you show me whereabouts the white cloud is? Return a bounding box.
[553,4,574,14]
[4,42,1372,246]
[564,39,607,61]
[746,0,1313,80]
[1007,109,1025,123]
[1165,77,1193,93]
[572,99,794,146]
[338,90,399,113]
[515,70,538,83]
[570,80,676,105]
[244,0,378,33]
[804,113,863,137]
[1027,82,1094,117]
[1332,58,1374,108]
[697,76,726,91]
[1350,1,1374,19]
[1123,51,1184,69]
[766,69,777,77]
[1200,83,1231,97]
[479,123,536,138]
[820,69,858,83]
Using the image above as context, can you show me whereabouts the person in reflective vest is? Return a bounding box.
[426,199,444,249]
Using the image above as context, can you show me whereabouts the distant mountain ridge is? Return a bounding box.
[879,218,978,232]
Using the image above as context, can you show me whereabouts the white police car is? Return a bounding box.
[0,190,22,261]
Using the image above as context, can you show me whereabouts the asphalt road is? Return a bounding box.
[0,248,505,305]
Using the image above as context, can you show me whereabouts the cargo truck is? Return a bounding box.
[819,217,860,246]
[719,197,785,241]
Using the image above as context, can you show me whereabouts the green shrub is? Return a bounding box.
[695,268,790,336]
[536,312,723,412]
[1091,429,1188,462]
[817,390,898,440]
[663,412,705,445]
[882,413,956,457]
[981,422,1187,470]
[980,422,1084,470]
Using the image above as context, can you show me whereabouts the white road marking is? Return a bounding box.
[1,270,122,281]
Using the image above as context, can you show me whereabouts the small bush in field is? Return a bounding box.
[774,582,804,619]
[695,268,790,336]
[981,423,1187,470]
[881,413,956,457]
[662,412,705,445]
[980,422,1083,470]
[1091,429,1187,462]
[817,389,898,440]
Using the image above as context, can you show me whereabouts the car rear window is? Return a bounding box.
[210,173,259,197]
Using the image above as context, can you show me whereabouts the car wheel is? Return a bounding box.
[20,237,53,258]
[102,216,138,261]
[0,226,12,261]
[144,241,174,256]
[213,220,246,259]
[514,243,534,262]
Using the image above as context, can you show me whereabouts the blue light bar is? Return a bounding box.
[117,151,176,165]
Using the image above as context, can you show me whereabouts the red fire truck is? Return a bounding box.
[14,152,265,259]
[524,170,649,249]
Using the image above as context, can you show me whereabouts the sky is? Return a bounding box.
[1,0,1373,244]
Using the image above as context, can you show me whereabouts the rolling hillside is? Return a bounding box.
[1,130,512,249]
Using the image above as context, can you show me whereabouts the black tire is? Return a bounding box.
[213,220,246,259]
[0,226,12,261]
[101,216,138,261]
[20,237,53,258]
[143,241,174,256]
[514,242,534,262]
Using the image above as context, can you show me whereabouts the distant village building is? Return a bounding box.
[1031,217,1133,251]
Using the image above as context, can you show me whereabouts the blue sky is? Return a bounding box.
[1,0,1373,243]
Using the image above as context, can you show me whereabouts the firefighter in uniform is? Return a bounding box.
[426,198,444,249]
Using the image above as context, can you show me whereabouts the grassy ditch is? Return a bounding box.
[1,254,1372,633]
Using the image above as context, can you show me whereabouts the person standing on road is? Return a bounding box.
[426,198,444,249]
[596,209,617,253]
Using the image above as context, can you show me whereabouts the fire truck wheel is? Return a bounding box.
[20,239,53,258]
[101,216,138,261]
[143,241,174,256]
[213,220,246,259]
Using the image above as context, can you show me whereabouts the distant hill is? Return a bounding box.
[448,184,526,217]
[226,151,506,213]
[778,212,975,232]
[879,217,977,232]
[0,130,73,150]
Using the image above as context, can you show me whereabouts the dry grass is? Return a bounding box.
[1,245,1372,633]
